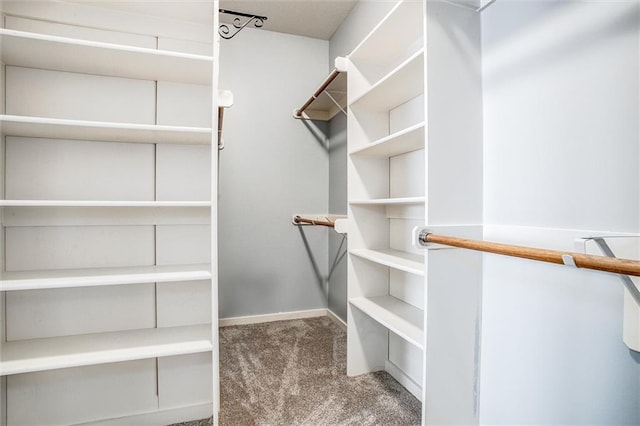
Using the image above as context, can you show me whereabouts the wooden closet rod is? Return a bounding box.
[420,232,640,277]
[294,69,341,118]
[294,216,335,228]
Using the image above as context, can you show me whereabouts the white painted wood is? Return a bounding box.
[390,269,425,311]
[158,37,212,56]
[157,280,212,327]
[7,360,158,425]
[0,200,210,207]
[6,284,155,340]
[1,264,212,292]
[219,308,328,327]
[390,149,425,198]
[349,0,423,84]
[0,29,213,84]
[2,324,212,376]
[350,296,424,349]
[5,15,156,48]
[158,353,213,409]
[327,309,348,331]
[350,248,424,276]
[349,121,425,157]
[6,225,155,271]
[389,330,424,392]
[81,403,213,426]
[157,82,212,127]
[5,137,155,201]
[3,206,210,227]
[390,219,424,255]
[156,145,211,201]
[389,94,425,134]
[350,49,424,110]
[1,1,212,43]
[156,225,211,265]
[385,359,423,402]
[6,67,155,123]
[350,196,425,205]
[349,156,390,200]
[0,115,212,145]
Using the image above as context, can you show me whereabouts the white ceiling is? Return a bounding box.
[219,0,357,40]
[74,1,357,40]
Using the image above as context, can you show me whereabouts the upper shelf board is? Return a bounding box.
[0,115,212,145]
[0,29,213,85]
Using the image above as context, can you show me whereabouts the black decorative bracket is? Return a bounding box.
[219,9,268,40]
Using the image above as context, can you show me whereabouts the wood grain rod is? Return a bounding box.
[294,216,335,228]
[295,69,341,117]
[423,233,640,277]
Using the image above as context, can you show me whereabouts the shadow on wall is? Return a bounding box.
[301,119,330,152]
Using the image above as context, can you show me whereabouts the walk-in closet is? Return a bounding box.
[0,0,639,425]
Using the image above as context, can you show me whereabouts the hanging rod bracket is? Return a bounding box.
[219,9,268,40]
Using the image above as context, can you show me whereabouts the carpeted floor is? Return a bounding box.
[171,316,421,425]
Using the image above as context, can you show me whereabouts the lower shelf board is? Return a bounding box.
[349,296,424,349]
[1,324,213,376]
[0,264,212,291]
[349,248,424,276]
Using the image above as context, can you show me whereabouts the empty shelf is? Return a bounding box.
[0,115,212,145]
[350,296,423,349]
[0,264,212,292]
[0,324,213,375]
[0,200,211,207]
[349,196,425,205]
[349,122,425,157]
[350,249,424,276]
[0,29,212,84]
[349,49,424,110]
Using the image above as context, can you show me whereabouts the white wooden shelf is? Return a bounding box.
[349,122,425,157]
[0,29,213,84]
[0,115,212,145]
[350,296,423,349]
[0,324,213,376]
[0,264,211,292]
[349,49,424,111]
[350,248,424,276]
[0,200,211,207]
[295,71,347,121]
[349,0,423,70]
[350,196,425,206]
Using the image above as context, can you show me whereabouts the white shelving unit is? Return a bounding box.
[0,2,222,425]
[346,0,426,405]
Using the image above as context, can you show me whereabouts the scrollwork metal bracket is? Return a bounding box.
[219,9,268,40]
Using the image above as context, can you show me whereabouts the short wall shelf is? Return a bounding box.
[0,29,213,85]
[350,248,424,276]
[0,115,212,145]
[349,196,425,206]
[1,324,213,376]
[349,122,425,157]
[0,264,211,292]
[349,296,424,349]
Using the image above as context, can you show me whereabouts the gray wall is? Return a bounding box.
[480,1,640,423]
[327,0,397,322]
[218,27,330,318]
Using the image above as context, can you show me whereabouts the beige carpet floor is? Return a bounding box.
[171,316,421,425]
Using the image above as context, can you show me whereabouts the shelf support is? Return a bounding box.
[218,9,268,40]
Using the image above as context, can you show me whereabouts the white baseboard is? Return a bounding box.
[327,309,347,331]
[81,403,213,426]
[219,308,328,327]
[385,360,422,402]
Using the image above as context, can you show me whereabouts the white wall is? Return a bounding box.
[481,2,640,424]
[218,28,330,318]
